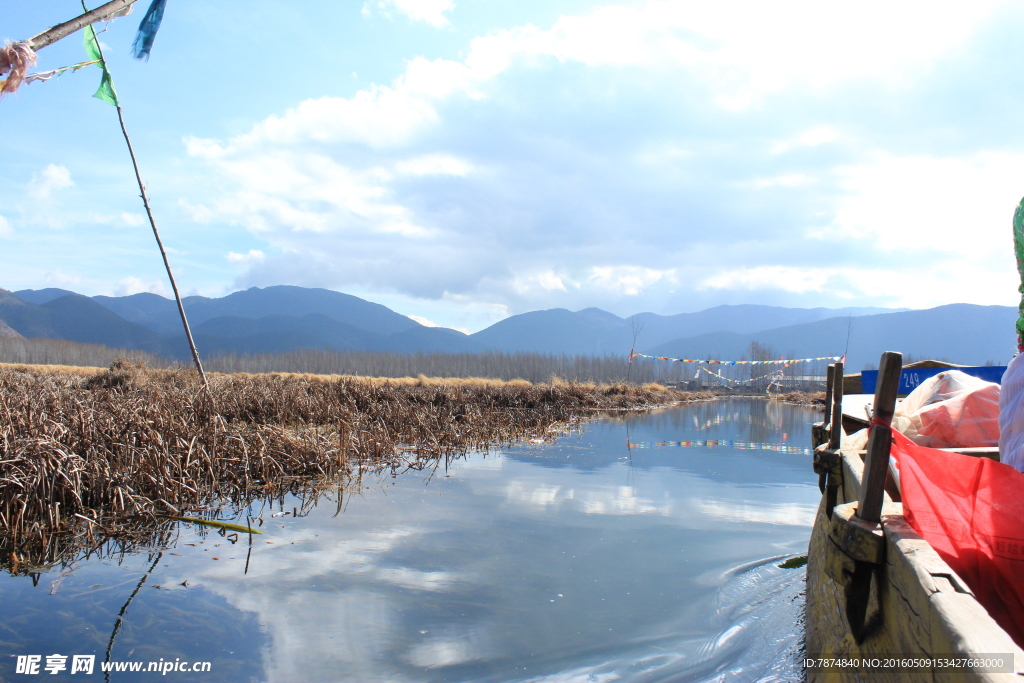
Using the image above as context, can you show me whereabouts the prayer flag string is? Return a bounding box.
[628,353,842,366]
[698,365,783,385]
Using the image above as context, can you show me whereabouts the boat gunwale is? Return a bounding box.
[807,438,1024,681]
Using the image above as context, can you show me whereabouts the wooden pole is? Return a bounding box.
[82,3,209,392]
[828,361,844,450]
[24,0,138,53]
[858,351,902,525]
[824,364,835,425]
[115,104,209,391]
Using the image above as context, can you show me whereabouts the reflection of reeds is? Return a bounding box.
[0,515,177,579]
[0,360,705,560]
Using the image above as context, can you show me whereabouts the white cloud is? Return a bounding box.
[770,125,840,155]
[511,270,570,296]
[0,215,11,238]
[375,567,460,591]
[88,212,147,228]
[114,276,169,297]
[363,0,456,28]
[178,199,216,224]
[699,264,1018,310]
[28,164,73,200]
[406,315,438,327]
[695,499,816,526]
[182,59,468,151]
[503,480,671,516]
[173,0,1021,324]
[119,212,146,227]
[43,270,83,288]
[824,151,1024,259]
[202,0,987,157]
[395,154,474,177]
[588,266,677,296]
[457,0,1001,108]
[700,266,833,294]
[405,635,484,668]
[750,173,815,189]
[227,250,266,265]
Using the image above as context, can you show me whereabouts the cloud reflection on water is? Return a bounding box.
[147,400,821,681]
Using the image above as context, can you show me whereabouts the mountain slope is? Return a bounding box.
[91,292,182,334]
[0,289,58,337]
[1,291,175,355]
[471,308,630,355]
[6,285,1010,368]
[470,304,898,355]
[92,286,421,336]
[191,314,485,355]
[12,288,79,305]
[644,304,1017,370]
[192,314,381,354]
[40,295,172,355]
[0,318,23,338]
[634,304,897,345]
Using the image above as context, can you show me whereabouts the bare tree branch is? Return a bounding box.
[25,0,138,53]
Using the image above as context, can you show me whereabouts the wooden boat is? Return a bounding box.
[806,354,1024,681]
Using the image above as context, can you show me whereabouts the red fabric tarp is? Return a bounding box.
[893,429,1024,645]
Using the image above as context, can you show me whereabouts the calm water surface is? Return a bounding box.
[0,398,822,682]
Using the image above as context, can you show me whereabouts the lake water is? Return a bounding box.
[0,398,822,682]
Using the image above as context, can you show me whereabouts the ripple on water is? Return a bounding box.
[517,555,806,683]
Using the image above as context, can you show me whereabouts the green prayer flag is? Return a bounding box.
[1013,196,1024,349]
[83,24,119,106]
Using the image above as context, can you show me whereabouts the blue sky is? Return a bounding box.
[3,0,1024,332]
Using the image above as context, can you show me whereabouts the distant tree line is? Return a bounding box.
[0,338,693,384]
[0,337,831,387]
[201,348,690,384]
[0,337,167,368]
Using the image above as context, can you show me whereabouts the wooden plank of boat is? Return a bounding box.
[840,393,873,435]
[807,358,1024,681]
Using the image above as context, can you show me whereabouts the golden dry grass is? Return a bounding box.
[0,362,108,376]
[1,362,542,388]
[772,391,827,407]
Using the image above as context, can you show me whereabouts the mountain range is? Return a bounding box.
[1,285,1016,371]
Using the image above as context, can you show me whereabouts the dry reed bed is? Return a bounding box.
[772,391,827,407]
[0,361,705,552]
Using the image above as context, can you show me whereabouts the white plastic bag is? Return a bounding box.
[999,354,1024,472]
[891,370,1000,449]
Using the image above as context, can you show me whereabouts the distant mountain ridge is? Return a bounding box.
[644,304,1017,371]
[4,285,1011,370]
[471,304,900,355]
[5,286,482,358]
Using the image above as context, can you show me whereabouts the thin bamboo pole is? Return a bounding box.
[113,104,209,390]
[83,5,209,392]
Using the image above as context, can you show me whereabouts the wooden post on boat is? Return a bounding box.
[826,351,902,643]
[813,361,844,507]
[811,365,834,452]
[828,360,844,451]
[823,365,834,425]
[858,351,902,524]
